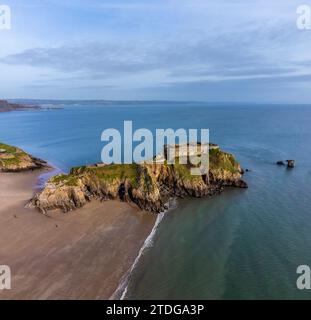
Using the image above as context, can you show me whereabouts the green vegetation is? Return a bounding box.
[169,148,239,180]
[172,157,203,182]
[83,164,139,186]
[0,143,18,154]
[0,142,46,171]
[48,148,240,188]
[51,164,140,187]
[49,174,80,187]
[209,149,239,173]
[0,143,28,169]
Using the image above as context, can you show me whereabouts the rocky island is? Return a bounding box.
[0,99,40,112]
[30,145,247,214]
[0,143,47,172]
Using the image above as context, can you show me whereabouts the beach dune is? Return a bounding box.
[0,170,156,300]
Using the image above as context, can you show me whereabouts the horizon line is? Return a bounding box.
[5,98,311,107]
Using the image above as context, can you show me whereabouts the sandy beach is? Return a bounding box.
[0,170,156,300]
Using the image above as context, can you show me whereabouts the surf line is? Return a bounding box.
[110,199,176,300]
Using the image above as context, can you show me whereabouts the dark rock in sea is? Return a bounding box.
[276,161,286,166]
[286,160,295,168]
[233,180,248,188]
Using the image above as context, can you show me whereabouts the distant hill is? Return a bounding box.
[0,100,40,112]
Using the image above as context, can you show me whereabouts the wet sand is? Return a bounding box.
[0,170,156,300]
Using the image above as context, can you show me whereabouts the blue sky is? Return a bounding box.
[0,0,311,102]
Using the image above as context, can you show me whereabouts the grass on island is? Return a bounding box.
[169,157,203,182]
[170,149,240,180]
[49,174,80,187]
[48,149,240,188]
[209,149,240,173]
[50,164,140,187]
[0,143,28,168]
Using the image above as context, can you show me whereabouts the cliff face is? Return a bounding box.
[30,147,247,214]
[0,143,47,172]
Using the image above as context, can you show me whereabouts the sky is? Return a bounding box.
[0,0,311,103]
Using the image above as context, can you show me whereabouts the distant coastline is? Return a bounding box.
[5,99,311,107]
[0,99,41,113]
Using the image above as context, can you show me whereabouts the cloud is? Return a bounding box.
[2,43,154,74]
[2,0,311,101]
[2,22,309,85]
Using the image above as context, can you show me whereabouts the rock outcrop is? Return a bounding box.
[30,146,248,214]
[276,160,295,168]
[0,143,47,172]
[286,160,295,168]
[276,161,285,166]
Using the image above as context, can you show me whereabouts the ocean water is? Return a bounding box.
[1,102,311,299]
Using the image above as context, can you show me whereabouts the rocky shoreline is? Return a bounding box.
[29,146,248,214]
[0,143,48,172]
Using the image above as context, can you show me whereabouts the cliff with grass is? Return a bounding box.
[30,146,247,214]
[0,143,47,172]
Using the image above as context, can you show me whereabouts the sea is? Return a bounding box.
[0,101,311,299]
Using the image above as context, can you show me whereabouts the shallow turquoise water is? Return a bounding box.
[0,102,311,299]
